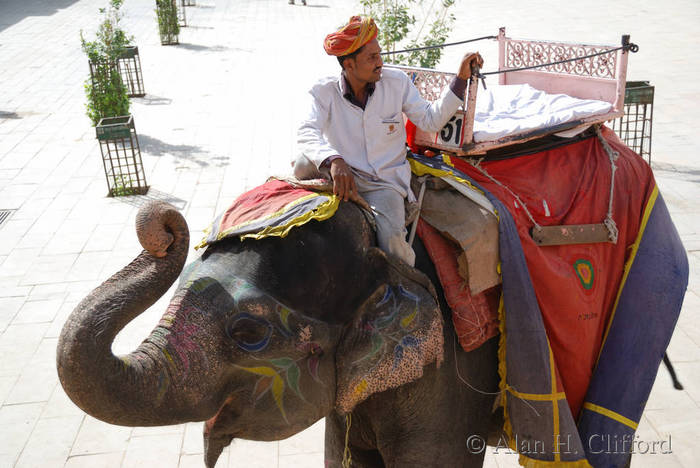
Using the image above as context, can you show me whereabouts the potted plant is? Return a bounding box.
[95,115,149,197]
[360,0,457,68]
[156,0,180,45]
[81,0,149,197]
[115,45,146,97]
[81,0,132,126]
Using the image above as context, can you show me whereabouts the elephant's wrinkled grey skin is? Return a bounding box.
[57,200,499,468]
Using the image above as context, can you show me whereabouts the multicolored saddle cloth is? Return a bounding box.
[409,126,688,468]
[409,173,501,352]
[416,218,500,352]
[195,178,340,249]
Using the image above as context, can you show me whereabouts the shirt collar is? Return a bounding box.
[340,72,375,101]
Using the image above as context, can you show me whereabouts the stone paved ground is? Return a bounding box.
[0,0,698,467]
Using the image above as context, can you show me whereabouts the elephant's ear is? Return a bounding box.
[335,248,444,413]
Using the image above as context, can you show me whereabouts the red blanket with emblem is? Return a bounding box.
[409,128,688,466]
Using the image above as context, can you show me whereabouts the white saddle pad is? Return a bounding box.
[473,83,613,143]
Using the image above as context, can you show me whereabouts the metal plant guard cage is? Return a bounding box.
[177,0,187,27]
[612,81,654,164]
[95,115,149,197]
[157,0,180,45]
[117,46,145,97]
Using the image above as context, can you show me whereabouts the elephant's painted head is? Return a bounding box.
[57,201,443,467]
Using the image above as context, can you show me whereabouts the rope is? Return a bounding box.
[342,413,352,468]
[467,158,542,229]
[474,42,637,90]
[465,127,619,244]
[451,328,542,418]
[380,33,638,92]
[594,126,620,243]
[379,35,637,68]
[479,42,638,79]
[452,334,501,397]
[380,35,498,56]
[407,175,428,246]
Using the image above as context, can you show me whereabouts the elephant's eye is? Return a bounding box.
[226,313,272,353]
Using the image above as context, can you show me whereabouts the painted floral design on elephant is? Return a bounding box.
[354,284,423,368]
[232,302,328,422]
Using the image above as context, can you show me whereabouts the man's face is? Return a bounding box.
[346,39,383,83]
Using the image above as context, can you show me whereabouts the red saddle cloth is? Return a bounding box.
[195,179,339,249]
[417,219,500,352]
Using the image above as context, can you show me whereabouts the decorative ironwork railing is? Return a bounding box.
[386,65,459,104]
[504,39,617,79]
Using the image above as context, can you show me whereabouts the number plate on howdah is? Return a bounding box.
[436,113,465,148]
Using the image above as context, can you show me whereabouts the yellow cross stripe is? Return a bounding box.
[583,402,638,430]
[507,387,566,401]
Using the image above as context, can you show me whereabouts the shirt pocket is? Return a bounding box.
[380,113,403,138]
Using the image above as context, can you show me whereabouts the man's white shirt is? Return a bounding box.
[296,67,463,201]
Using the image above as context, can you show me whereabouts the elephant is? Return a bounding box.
[57,199,500,467]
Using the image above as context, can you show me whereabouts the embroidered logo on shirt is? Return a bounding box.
[382,118,400,136]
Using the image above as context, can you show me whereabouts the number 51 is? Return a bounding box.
[439,115,463,146]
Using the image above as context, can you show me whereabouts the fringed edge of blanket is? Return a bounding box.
[194,192,340,250]
[237,195,340,241]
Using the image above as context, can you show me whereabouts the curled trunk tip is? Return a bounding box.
[57,200,192,426]
[136,201,188,257]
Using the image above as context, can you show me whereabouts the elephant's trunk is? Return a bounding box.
[57,201,220,426]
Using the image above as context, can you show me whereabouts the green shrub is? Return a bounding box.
[81,0,132,126]
[156,0,180,44]
[111,174,142,196]
[361,0,457,69]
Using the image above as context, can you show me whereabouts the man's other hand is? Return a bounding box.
[457,52,484,80]
[329,158,357,202]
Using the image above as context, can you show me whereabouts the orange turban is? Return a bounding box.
[324,16,378,57]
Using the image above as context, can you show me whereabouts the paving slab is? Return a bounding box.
[0,0,698,467]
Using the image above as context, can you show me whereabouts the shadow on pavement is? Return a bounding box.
[138,134,230,168]
[653,162,700,183]
[0,0,79,34]
[133,95,173,106]
[176,43,230,52]
[116,188,188,210]
[0,111,21,119]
